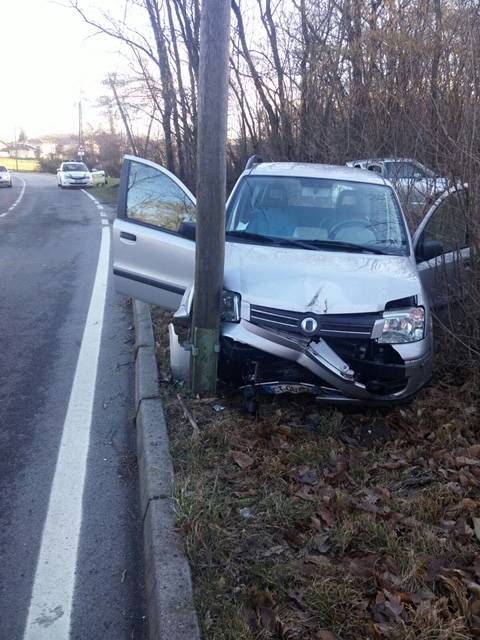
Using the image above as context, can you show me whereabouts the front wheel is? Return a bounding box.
[8,182,12,188]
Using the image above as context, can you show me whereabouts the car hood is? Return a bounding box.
[66,171,90,177]
[223,242,420,315]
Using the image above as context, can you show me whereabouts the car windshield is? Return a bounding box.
[0,166,7,172]
[63,163,88,172]
[226,176,409,255]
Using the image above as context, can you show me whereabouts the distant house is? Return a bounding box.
[0,142,40,159]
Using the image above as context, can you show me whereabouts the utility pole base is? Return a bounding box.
[190,327,220,395]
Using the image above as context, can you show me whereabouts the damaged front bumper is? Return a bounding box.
[169,317,433,404]
[220,319,433,404]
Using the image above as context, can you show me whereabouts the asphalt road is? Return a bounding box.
[0,173,145,639]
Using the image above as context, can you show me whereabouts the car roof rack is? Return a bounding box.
[245,154,263,171]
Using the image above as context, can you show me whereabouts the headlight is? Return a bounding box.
[221,290,241,322]
[376,307,425,344]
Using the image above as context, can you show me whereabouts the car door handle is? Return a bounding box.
[120,231,137,242]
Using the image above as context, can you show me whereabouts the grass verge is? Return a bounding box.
[152,308,480,640]
[88,177,119,206]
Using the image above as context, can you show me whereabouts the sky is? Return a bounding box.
[0,0,126,142]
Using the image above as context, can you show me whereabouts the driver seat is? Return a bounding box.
[335,190,360,221]
[248,183,291,237]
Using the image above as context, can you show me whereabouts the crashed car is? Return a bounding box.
[113,156,470,404]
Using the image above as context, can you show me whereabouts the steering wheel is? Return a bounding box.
[328,218,373,240]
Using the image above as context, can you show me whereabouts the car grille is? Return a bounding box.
[249,304,379,339]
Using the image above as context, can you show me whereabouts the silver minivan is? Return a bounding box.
[112,156,470,404]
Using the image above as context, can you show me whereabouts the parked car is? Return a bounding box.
[346,158,450,212]
[91,167,108,186]
[0,165,13,188]
[57,161,92,188]
[112,155,470,405]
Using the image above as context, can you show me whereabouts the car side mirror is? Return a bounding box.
[416,239,444,262]
[178,220,196,241]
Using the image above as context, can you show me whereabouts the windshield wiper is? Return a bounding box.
[226,230,387,254]
[226,230,320,250]
[294,239,388,255]
[226,230,282,244]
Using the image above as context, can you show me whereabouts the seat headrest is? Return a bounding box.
[262,183,288,208]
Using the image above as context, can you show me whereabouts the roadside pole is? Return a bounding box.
[190,0,231,394]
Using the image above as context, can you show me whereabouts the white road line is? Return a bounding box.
[0,176,27,217]
[22,205,111,639]
[82,188,109,218]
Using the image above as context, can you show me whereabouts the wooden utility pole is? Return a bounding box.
[190,0,231,394]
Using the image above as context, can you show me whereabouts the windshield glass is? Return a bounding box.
[0,166,8,172]
[63,163,88,172]
[226,176,409,255]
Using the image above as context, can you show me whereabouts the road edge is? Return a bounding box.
[133,300,201,640]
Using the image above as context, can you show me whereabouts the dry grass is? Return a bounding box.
[152,308,480,640]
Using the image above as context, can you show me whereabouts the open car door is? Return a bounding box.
[413,186,470,308]
[113,155,196,310]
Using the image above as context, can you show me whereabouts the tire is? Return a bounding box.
[8,182,12,188]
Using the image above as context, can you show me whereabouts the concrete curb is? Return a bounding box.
[133,300,201,640]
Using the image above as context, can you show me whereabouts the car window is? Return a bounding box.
[367,164,382,174]
[422,191,468,252]
[411,164,427,178]
[126,160,196,231]
[226,176,408,254]
[0,166,7,172]
[386,162,417,179]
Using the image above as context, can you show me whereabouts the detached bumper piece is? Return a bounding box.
[324,337,407,395]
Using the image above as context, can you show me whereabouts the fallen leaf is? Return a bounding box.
[297,466,319,485]
[295,486,317,502]
[239,507,254,519]
[383,590,404,619]
[232,451,254,469]
[312,533,331,554]
[456,456,480,467]
[346,556,376,579]
[473,517,480,542]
